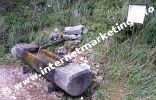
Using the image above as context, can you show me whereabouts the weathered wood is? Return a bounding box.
[23,50,92,96]
[36,53,56,64]
[11,39,65,58]
[40,39,65,49]
[11,43,92,96]
[54,63,92,96]
[11,43,39,58]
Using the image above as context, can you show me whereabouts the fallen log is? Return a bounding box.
[24,50,92,96]
[40,38,65,49]
[11,43,92,96]
[11,43,39,58]
[11,39,65,58]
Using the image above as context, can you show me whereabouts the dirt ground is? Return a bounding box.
[0,64,60,100]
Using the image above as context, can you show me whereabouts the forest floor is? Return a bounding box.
[0,54,126,100]
[0,64,60,100]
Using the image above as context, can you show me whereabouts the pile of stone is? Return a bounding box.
[64,25,84,41]
[49,25,84,40]
[11,25,93,97]
[49,25,86,56]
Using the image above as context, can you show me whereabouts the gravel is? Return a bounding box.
[0,64,60,100]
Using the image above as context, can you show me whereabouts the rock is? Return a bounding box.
[76,34,83,40]
[43,82,57,93]
[11,43,39,58]
[95,76,103,83]
[49,28,61,39]
[74,40,81,44]
[63,34,82,40]
[55,46,67,55]
[63,35,77,40]
[21,65,31,74]
[65,25,85,35]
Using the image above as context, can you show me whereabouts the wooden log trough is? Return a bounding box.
[11,43,92,96]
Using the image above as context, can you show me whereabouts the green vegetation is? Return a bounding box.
[0,0,156,99]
